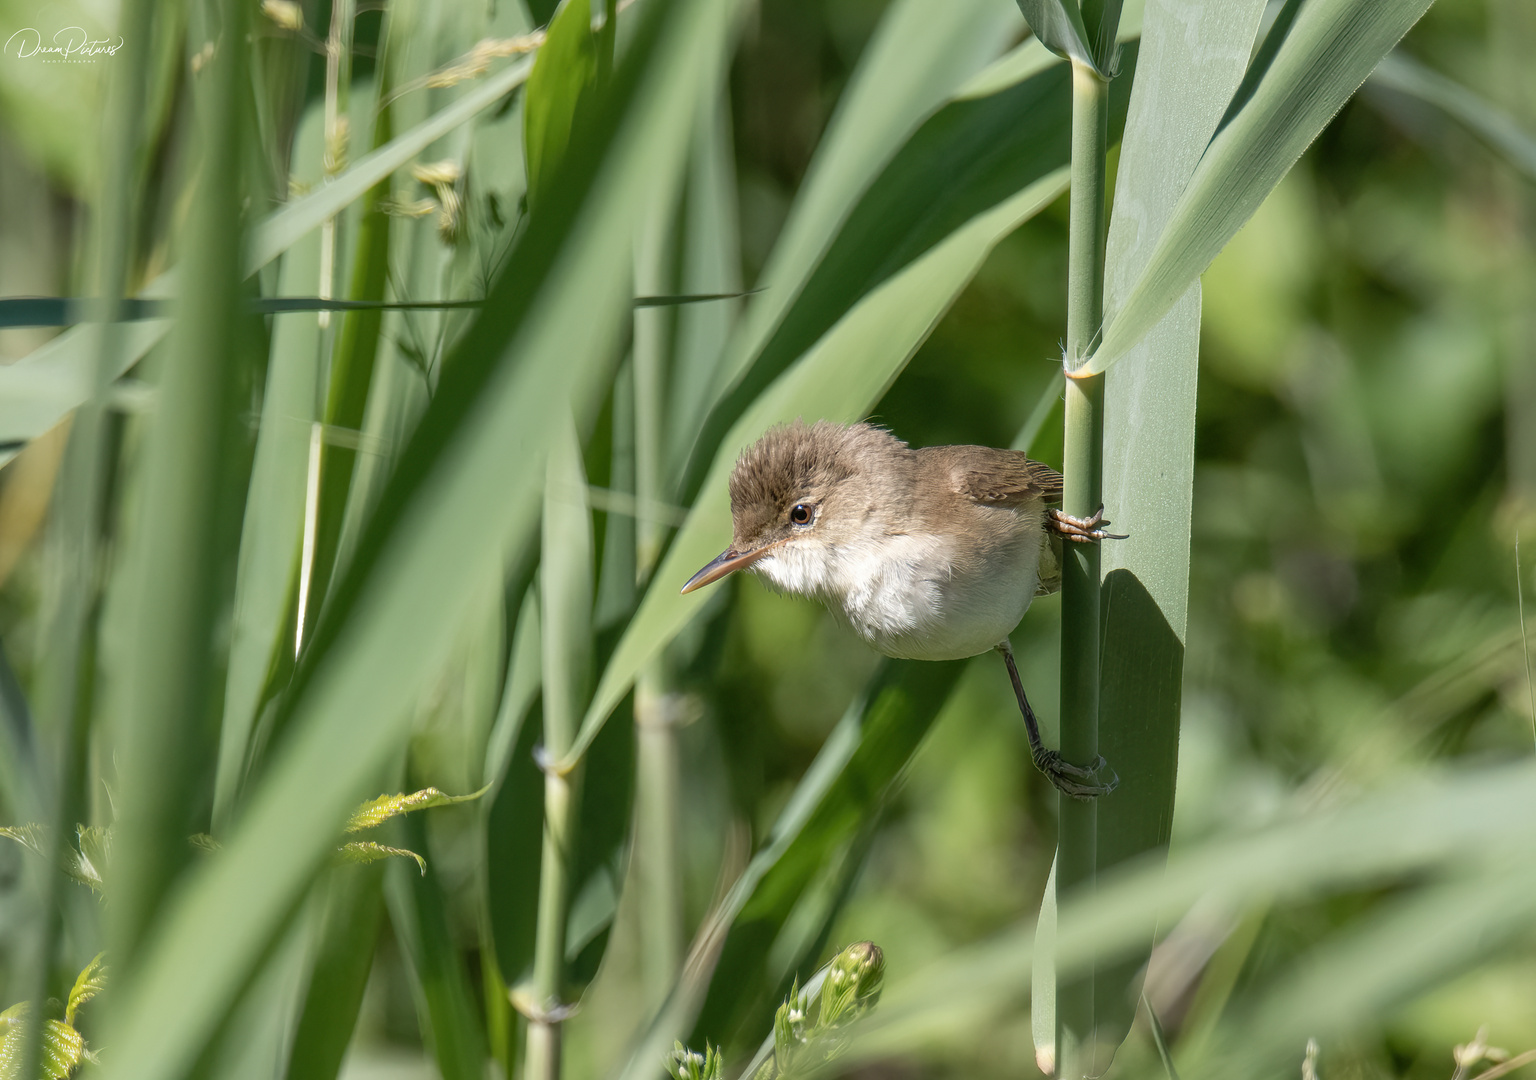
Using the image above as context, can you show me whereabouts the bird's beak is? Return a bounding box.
[680,545,774,594]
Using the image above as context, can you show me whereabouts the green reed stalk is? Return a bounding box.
[526,755,581,1080]
[633,199,684,1008]
[527,422,596,1080]
[18,0,153,1063]
[1057,56,1110,1076]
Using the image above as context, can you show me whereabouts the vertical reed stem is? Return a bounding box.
[633,197,684,1007]
[20,0,152,1057]
[635,669,683,1005]
[526,756,582,1080]
[317,0,354,331]
[1057,58,1110,1078]
[527,426,594,1080]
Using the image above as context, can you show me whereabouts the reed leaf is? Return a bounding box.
[283,865,387,1080]
[1083,0,1436,376]
[1081,0,1268,1065]
[107,0,255,967]
[386,812,487,1080]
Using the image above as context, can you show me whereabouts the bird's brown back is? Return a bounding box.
[915,444,1064,509]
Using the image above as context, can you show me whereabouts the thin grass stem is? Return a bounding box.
[633,187,685,1010]
[19,0,153,1074]
[1058,56,1111,1076]
[1516,531,1536,752]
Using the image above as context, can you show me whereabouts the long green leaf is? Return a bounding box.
[523,0,597,212]
[93,3,733,1076]
[1083,0,1436,376]
[665,78,746,477]
[387,813,488,1080]
[1013,0,1099,72]
[689,658,966,1051]
[212,100,327,833]
[1087,0,1268,1063]
[285,865,387,1080]
[567,165,1070,768]
[299,71,397,646]
[108,0,255,965]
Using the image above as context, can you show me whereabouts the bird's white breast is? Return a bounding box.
[750,517,1042,661]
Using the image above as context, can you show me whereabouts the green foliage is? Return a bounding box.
[1012,0,1120,75]
[756,942,886,1079]
[344,785,489,832]
[523,0,600,212]
[0,956,106,1080]
[0,2,1524,1080]
[666,1040,723,1080]
[1086,0,1437,375]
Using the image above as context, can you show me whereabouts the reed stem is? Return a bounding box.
[525,756,581,1080]
[1057,57,1110,1078]
[633,193,684,1007]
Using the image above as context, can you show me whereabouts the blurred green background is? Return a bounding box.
[1,0,1534,1077]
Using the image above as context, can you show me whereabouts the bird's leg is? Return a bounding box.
[996,640,1118,800]
[1048,504,1127,543]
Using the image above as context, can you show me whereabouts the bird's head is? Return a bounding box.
[680,420,909,594]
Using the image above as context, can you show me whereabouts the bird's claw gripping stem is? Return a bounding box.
[1031,748,1119,801]
[1049,505,1127,543]
[997,640,1118,801]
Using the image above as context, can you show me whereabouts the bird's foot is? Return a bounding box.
[1031,748,1119,801]
[1049,506,1127,544]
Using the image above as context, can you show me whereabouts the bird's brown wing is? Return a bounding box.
[925,445,1064,508]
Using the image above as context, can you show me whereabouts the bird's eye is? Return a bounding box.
[789,503,815,526]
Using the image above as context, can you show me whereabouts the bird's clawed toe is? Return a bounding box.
[1048,506,1128,544]
[1032,749,1119,801]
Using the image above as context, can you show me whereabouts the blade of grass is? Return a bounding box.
[665,79,744,479]
[107,0,254,968]
[526,412,594,1080]
[15,0,154,1049]
[524,0,598,214]
[1083,0,1437,376]
[298,49,397,647]
[93,3,733,1077]
[689,658,966,1051]
[1089,0,1267,1064]
[212,99,327,834]
[388,812,488,1080]
[285,864,387,1080]
[706,0,1020,390]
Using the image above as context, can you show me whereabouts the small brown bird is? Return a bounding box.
[681,420,1119,799]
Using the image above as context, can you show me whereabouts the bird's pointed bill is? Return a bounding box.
[680,546,773,593]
